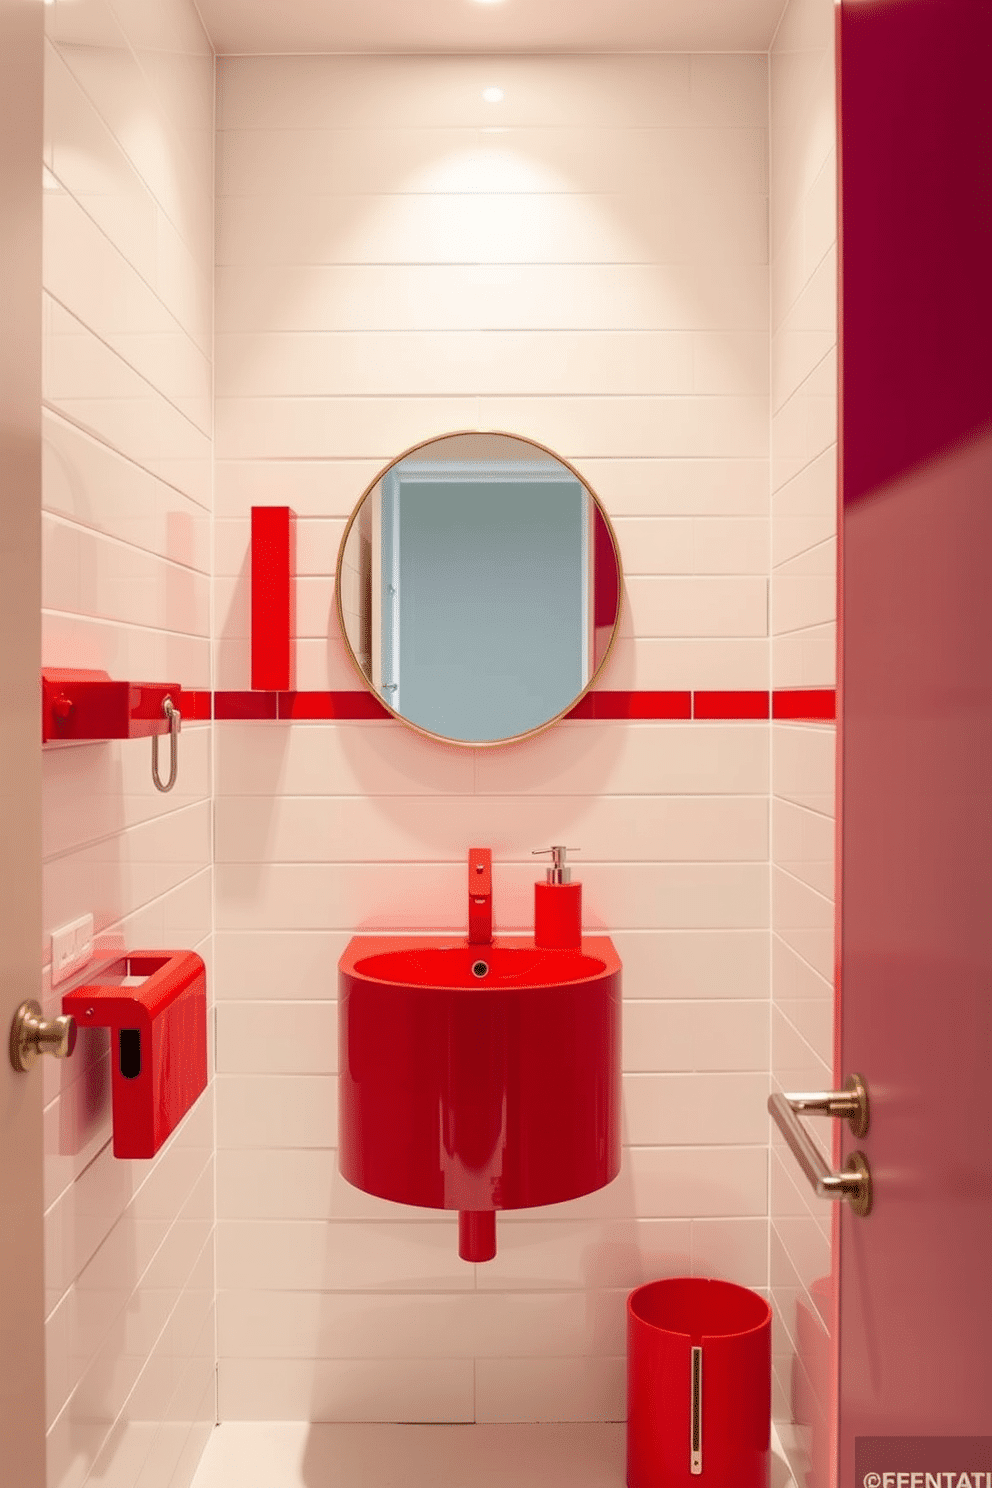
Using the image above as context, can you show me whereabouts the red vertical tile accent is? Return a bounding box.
[251,506,294,691]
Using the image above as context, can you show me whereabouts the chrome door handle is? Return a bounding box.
[768,1072,873,1217]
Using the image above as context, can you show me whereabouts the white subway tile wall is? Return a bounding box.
[40,3,215,1487]
[770,0,837,1481]
[213,52,772,1424]
[36,17,843,1463]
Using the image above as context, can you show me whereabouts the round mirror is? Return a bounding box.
[335,431,623,746]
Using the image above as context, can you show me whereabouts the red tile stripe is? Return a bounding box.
[207,688,837,722]
[278,691,391,720]
[693,690,770,720]
[214,690,277,720]
[179,689,212,721]
[566,690,691,720]
[772,688,837,721]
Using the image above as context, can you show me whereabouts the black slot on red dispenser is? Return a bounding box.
[119,1029,141,1079]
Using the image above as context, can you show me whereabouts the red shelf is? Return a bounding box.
[42,669,182,744]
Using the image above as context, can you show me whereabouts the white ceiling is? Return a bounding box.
[196,0,790,57]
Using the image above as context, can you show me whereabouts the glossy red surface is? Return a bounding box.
[565,690,692,720]
[276,690,391,720]
[533,880,582,950]
[467,847,492,945]
[339,935,621,1240]
[837,0,992,1469]
[771,687,835,721]
[180,689,212,721]
[251,505,294,691]
[694,689,770,720]
[458,1210,496,1263]
[41,669,181,743]
[352,941,607,990]
[627,1279,771,1488]
[206,688,837,723]
[214,690,278,720]
[62,951,207,1160]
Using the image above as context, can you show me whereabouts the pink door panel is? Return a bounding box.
[837,0,992,1479]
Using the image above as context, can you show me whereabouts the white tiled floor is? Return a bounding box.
[189,1421,798,1487]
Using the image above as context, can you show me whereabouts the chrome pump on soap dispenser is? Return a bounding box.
[533,846,582,950]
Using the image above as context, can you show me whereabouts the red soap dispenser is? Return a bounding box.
[533,845,582,949]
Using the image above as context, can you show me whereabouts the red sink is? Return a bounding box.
[351,941,610,990]
[338,935,622,1260]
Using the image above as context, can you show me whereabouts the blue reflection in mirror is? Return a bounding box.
[381,457,587,742]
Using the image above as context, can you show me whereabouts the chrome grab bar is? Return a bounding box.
[767,1072,873,1218]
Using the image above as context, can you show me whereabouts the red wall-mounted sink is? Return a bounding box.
[338,935,622,1261]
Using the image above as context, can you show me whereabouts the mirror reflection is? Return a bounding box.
[336,433,622,745]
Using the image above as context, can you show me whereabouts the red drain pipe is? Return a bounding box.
[459,1210,496,1262]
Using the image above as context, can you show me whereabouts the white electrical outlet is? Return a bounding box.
[51,913,94,987]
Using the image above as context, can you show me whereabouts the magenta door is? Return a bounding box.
[837,0,992,1481]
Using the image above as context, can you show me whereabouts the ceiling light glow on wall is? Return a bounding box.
[482,87,504,103]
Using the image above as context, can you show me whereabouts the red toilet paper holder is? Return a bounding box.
[61,950,208,1159]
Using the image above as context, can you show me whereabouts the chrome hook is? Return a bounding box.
[151,695,181,793]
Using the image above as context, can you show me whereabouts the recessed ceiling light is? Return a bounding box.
[472,0,507,6]
[482,87,504,103]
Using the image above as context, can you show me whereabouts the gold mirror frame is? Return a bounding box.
[334,430,624,748]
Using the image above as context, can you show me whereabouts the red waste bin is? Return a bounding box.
[627,1277,772,1488]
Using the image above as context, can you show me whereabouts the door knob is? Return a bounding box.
[9,999,77,1072]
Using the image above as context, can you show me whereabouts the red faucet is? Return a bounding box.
[468,847,492,945]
